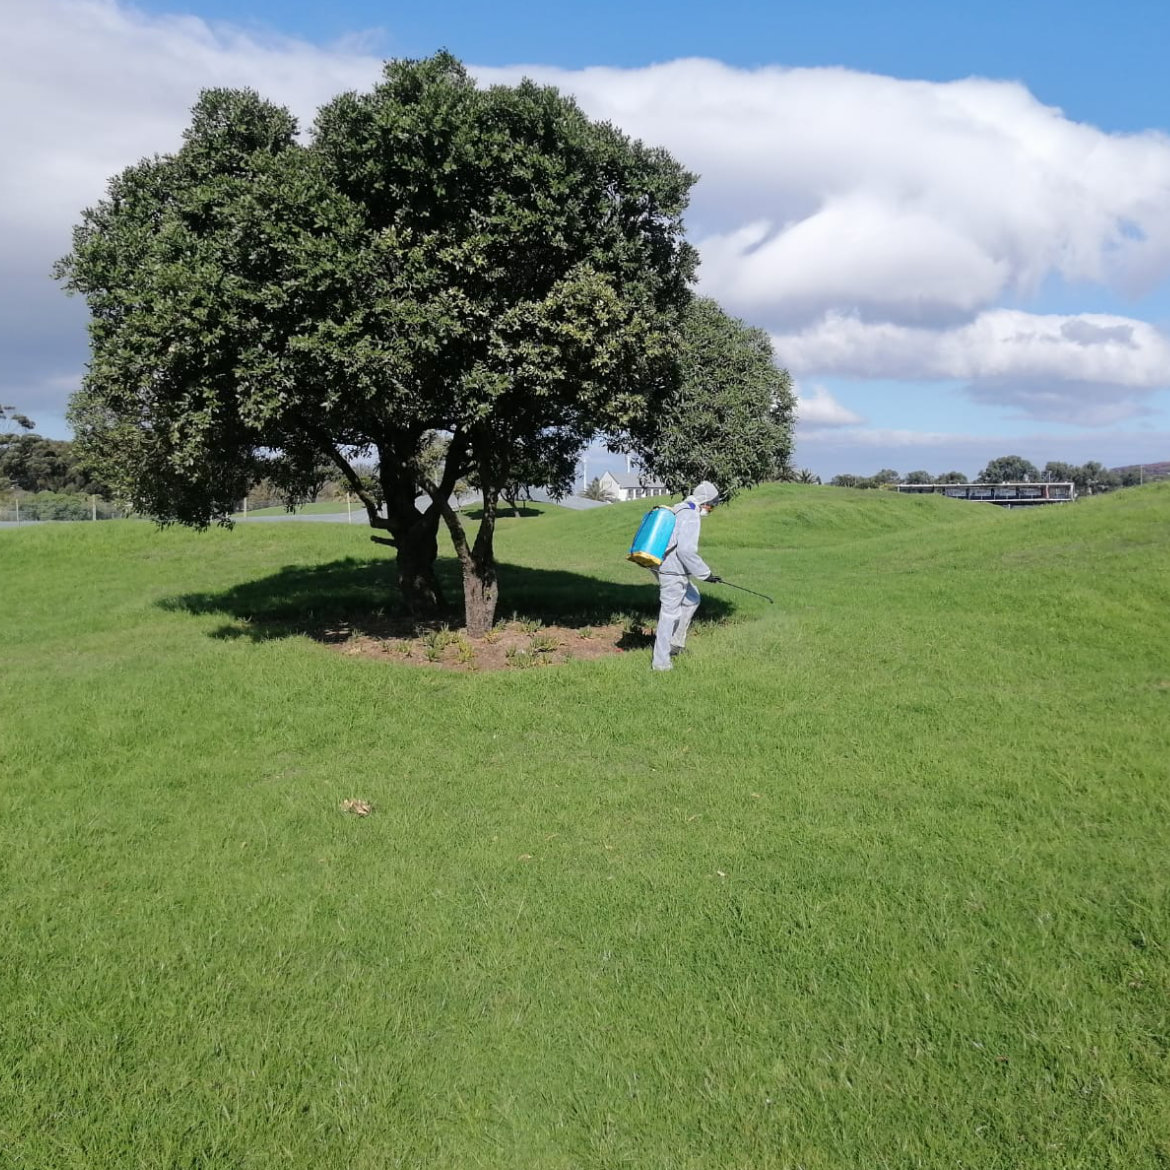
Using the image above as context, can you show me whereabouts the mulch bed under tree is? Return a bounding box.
[327,617,656,671]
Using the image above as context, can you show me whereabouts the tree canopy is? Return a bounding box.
[57,53,700,633]
[632,296,795,499]
[0,411,107,496]
[976,455,1041,483]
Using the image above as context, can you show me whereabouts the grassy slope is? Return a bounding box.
[1,485,1168,1169]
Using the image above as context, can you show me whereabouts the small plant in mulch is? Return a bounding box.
[529,631,560,655]
[505,644,539,669]
[422,624,461,661]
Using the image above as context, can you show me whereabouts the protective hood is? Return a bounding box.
[687,481,720,507]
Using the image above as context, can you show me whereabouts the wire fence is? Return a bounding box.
[0,494,131,523]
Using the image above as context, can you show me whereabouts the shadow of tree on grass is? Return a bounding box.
[161,555,735,647]
[460,505,545,520]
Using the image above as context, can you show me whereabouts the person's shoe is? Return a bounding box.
[669,645,686,656]
[651,663,672,672]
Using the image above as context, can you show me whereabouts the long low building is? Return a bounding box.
[895,482,1076,505]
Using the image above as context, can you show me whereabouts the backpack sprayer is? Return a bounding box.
[626,505,774,603]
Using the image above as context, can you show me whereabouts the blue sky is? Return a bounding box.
[4,0,1170,480]
[132,0,1170,133]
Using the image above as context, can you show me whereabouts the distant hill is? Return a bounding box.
[1111,461,1170,482]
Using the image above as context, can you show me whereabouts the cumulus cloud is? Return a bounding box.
[773,309,1170,423]
[1,2,380,245]
[0,0,382,425]
[481,59,1170,424]
[795,385,865,428]
[799,426,983,449]
[479,59,1170,323]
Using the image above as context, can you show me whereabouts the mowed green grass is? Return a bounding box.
[1,484,1168,1169]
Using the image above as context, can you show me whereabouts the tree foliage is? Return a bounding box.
[581,476,617,502]
[1,405,36,434]
[57,54,697,633]
[1073,461,1121,494]
[631,297,795,500]
[791,468,821,484]
[0,410,108,496]
[977,455,1041,483]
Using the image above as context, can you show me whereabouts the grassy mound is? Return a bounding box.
[2,484,1168,1167]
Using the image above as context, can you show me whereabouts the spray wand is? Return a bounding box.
[706,577,775,604]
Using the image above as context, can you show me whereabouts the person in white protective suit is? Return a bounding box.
[651,481,722,671]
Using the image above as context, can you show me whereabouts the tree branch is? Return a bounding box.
[319,439,387,529]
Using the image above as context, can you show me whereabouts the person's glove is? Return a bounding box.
[706,574,722,583]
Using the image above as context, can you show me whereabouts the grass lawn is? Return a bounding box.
[2,484,1168,1168]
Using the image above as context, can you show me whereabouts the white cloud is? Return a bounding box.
[795,384,865,428]
[0,0,382,424]
[1,0,380,249]
[696,203,1008,326]
[799,426,988,449]
[479,59,1170,324]
[773,309,1170,423]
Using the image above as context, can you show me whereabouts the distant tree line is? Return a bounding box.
[827,455,1157,495]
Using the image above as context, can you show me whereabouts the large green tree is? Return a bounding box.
[0,434,92,494]
[0,411,107,496]
[1041,460,1078,484]
[631,297,795,499]
[1073,460,1121,495]
[57,53,697,634]
[976,455,1040,483]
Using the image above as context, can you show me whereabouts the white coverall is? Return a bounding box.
[651,481,718,671]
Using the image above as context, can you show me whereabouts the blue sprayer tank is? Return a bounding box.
[627,506,677,568]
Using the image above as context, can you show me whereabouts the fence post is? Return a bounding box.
[91,495,97,521]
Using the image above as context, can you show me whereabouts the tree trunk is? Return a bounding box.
[437,487,500,637]
[325,442,447,617]
[393,518,445,615]
[461,553,499,638]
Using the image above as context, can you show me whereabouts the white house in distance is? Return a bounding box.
[596,470,670,502]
